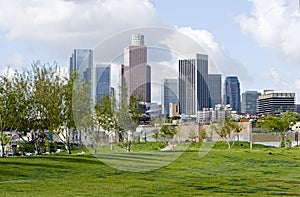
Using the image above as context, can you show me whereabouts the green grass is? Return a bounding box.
[1,142,300,196]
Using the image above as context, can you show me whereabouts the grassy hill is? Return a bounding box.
[0,142,300,196]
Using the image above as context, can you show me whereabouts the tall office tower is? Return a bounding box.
[208,74,222,108]
[122,34,151,103]
[70,49,94,104]
[224,76,241,112]
[161,79,178,115]
[257,90,295,114]
[70,49,93,78]
[179,54,209,115]
[241,91,260,113]
[94,64,111,102]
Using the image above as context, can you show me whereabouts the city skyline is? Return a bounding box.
[68,42,297,115]
[1,0,300,103]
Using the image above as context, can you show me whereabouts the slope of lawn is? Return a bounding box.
[0,142,300,196]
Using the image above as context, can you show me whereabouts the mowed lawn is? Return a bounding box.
[1,142,300,196]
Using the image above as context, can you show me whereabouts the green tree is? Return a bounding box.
[152,129,160,142]
[94,95,118,152]
[258,112,298,147]
[160,125,178,145]
[212,117,243,149]
[0,132,9,157]
[72,77,93,151]
[150,116,166,142]
[27,63,65,154]
[0,70,30,157]
[95,95,117,134]
[53,72,79,154]
[129,95,143,126]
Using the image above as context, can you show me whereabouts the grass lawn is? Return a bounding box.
[1,142,300,196]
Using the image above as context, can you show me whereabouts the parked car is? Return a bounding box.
[25,152,35,156]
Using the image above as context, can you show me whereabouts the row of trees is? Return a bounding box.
[0,63,82,156]
[0,62,150,156]
[258,111,298,147]
[210,111,299,149]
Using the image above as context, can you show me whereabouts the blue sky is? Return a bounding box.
[0,0,300,102]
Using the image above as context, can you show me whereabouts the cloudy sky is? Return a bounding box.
[0,0,300,103]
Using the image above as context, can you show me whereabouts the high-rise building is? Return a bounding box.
[70,50,113,104]
[70,49,94,103]
[257,90,295,114]
[224,76,241,112]
[179,54,209,115]
[208,74,222,108]
[94,64,111,102]
[161,79,178,115]
[241,91,260,113]
[122,34,151,103]
[70,49,93,78]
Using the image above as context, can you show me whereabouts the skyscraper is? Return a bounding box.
[161,79,178,115]
[70,49,112,104]
[70,49,94,103]
[208,74,222,108]
[122,34,151,103]
[241,91,260,113]
[224,76,241,112]
[70,49,93,78]
[94,64,111,102]
[179,54,209,115]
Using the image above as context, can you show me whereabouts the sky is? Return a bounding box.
[0,0,300,103]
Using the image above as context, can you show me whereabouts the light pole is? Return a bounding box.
[249,119,253,150]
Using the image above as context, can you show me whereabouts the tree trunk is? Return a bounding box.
[281,132,285,148]
[1,143,5,158]
[227,140,231,149]
[65,143,72,154]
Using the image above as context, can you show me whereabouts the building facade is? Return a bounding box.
[196,104,230,125]
[208,74,222,108]
[257,90,295,114]
[169,103,180,118]
[241,91,260,113]
[179,54,209,115]
[122,34,151,103]
[94,64,111,102]
[70,49,93,78]
[224,76,241,112]
[161,79,178,115]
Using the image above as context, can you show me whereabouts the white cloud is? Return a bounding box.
[237,0,300,62]
[265,68,281,84]
[0,0,160,42]
[176,27,251,82]
[0,0,162,62]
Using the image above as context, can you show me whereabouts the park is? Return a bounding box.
[1,142,300,196]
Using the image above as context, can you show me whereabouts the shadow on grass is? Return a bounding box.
[0,154,106,169]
